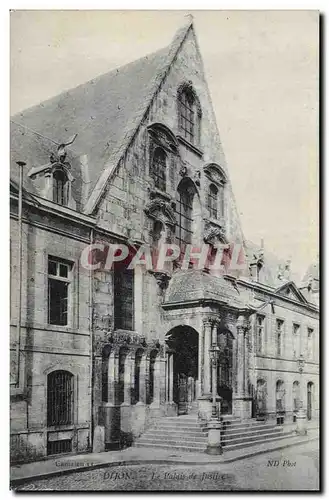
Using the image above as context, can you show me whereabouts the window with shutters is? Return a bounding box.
[47,370,73,426]
[292,323,300,358]
[256,315,265,354]
[48,257,72,326]
[114,268,134,330]
[276,319,284,357]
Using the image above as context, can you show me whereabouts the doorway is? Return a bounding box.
[166,326,198,415]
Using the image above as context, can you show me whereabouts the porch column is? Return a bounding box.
[151,355,161,407]
[233,316,252,419]
[168,353,174,403]
[139,352,149,404]
[123,352,134,405]
[108,350,119,404]
[198,327,204,398]
[203,319,212,395]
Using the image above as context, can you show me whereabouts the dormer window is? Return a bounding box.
[177,83,201,146]
[151,147,167,192]
[53,168,69,206]
[204,163,227,222]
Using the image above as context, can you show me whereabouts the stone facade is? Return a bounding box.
[10,20,319,462]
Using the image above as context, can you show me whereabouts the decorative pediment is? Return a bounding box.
[204,163,227,185]
[275,281,308,304]
[144,198,176,227]
[147,122,178,153]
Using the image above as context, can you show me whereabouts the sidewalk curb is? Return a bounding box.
[10,436,319,488]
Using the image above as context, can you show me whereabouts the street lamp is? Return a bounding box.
[205,344,223,455]
[209,344,220,418]
[296,354,307,435]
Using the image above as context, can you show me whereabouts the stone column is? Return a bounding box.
[108,350,119,404]
[233,316,252,419]
[168,353,174,403]
[198,319,213,422]
[139,352,149,404]
[123,352,134,405]
[151,355,161,408]
[198,328,204,398]
[203,319,212,395]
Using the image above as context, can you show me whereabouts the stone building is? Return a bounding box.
[10,19,319,462]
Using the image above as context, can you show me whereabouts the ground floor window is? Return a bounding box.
[47,370,73,426]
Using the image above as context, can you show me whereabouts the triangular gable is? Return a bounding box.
[84,20,194,214]
[275,281,309,304]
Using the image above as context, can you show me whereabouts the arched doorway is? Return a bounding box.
[166,326,199,415]
[307,382,314,420]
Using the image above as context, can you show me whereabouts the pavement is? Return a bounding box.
[10,428,319,487]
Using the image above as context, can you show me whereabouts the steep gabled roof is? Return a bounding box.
[10,20,193,214]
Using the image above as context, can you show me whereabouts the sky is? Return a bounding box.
[10,10,319,279]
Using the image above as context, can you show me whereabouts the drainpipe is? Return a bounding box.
[15,161,26,388]
[89,227,94,450]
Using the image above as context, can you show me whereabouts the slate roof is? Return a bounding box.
[10,20,193,213]
[164,269,250,309]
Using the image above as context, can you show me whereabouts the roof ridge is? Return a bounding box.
[11,44,171,121]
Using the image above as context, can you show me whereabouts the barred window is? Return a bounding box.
[208,184,218,219]
[48,257,72,326]
[53,168,69,206]
[176,179,196,246]
[256,315,264,354]
[47,370,73,426]
[114,268,134,331]
[151,147,167,191]
[178,86,201,145]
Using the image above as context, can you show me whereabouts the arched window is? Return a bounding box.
[53,168,69,206]
[276,380,285,412]
[178,85,201,145]
[47,370,73,426]
[208,184,218,219]
[307,382,314,420]
[256,378,267,415]
[151,147,167,191]
[293,381,300,416]
[176,179,196,246]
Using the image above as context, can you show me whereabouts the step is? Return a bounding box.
[223,431,294,452]
[134,442,206,453]
[222,421,277,431]
[223,430,284,446]
[152,423,207,432]
[223,423,282,436]
[137,437,207,447]
[143,430,207,439]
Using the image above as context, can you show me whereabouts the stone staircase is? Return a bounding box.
[133,414,295,454]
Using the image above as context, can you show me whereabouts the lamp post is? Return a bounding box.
[296,354,307,435]
[205,344,222,455]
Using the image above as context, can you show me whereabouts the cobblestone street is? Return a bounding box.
[15,440,319,492]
